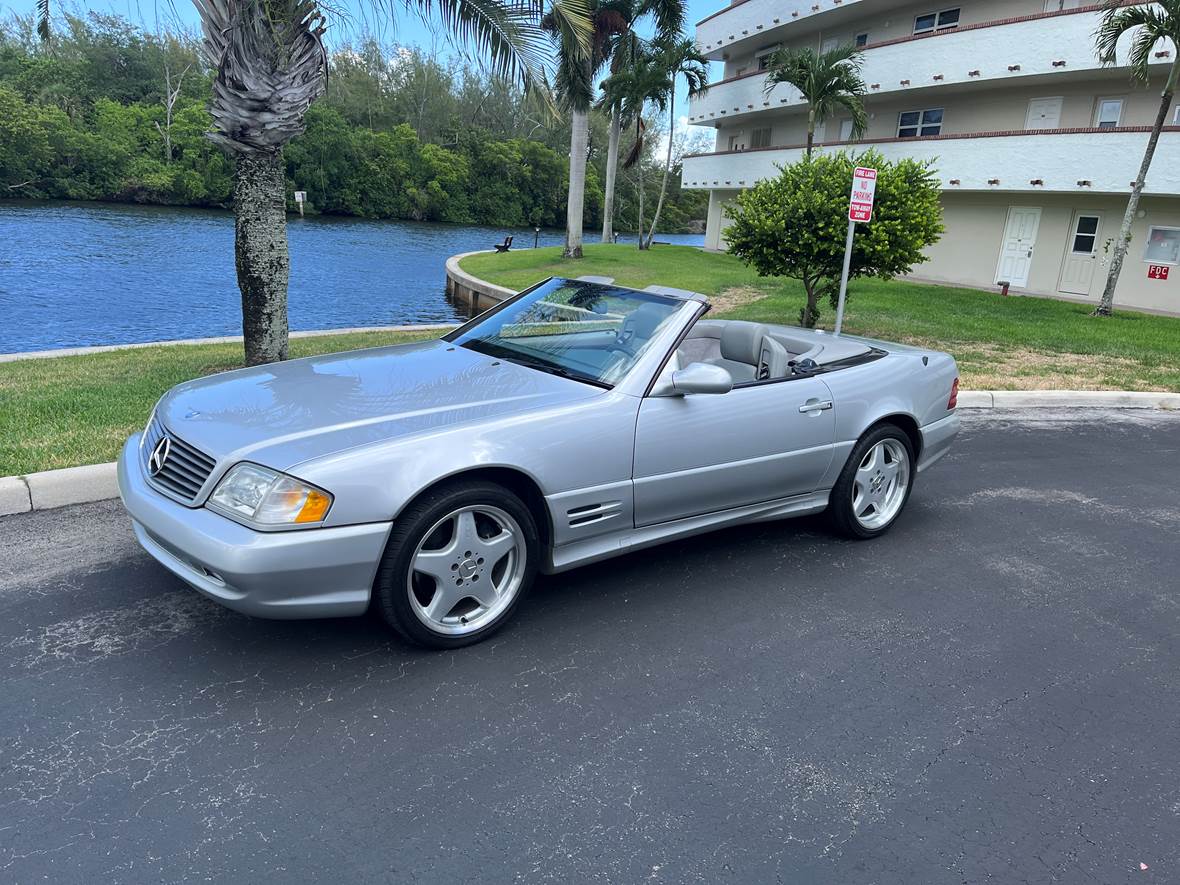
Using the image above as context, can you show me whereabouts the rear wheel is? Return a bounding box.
[828,425,915,539]
[373,481,539,648]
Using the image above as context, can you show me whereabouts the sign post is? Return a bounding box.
[294,190,307,217]
[834,166,877,336]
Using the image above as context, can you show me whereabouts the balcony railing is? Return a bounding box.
[689,7,1177,126]
[680,128,1180,196]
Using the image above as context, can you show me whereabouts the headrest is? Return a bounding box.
[623,302,669,339]
[719,321,771,365]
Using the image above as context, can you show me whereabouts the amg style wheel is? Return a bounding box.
[829,425,916,539]
[373,481,539,648]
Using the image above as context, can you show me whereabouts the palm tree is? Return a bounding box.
[1091,0,1180,317]
[191,0,589,365]
[641,37,708,250]
[598,48,668,246]
[549,0,684,256]
[763,43,867,159]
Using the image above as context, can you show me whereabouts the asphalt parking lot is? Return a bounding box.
[2,409,1179,883]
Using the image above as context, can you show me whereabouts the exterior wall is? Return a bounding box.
[917,193,1180,313]
[705,189,740,251]
[684,131,1180,196]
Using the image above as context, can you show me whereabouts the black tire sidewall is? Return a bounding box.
[373,481,540,649]
[830,425,916,540]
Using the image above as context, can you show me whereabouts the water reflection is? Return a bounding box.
[0,201,705,353]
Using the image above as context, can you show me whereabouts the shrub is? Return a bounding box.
[724,150,944,327]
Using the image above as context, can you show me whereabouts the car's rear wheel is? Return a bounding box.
[373,481,539,648]
[828,424,915,539]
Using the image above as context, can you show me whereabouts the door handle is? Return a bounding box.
[799,399,833,413]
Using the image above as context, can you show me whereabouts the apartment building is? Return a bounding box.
[682,0,1180,313]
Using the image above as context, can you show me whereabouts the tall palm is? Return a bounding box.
[192,0,590,365]
[1092,0,1180,317]
[598,49,670,247]
[763,43,867,159]
[550,0,684,257]
[598,0,684,243]
[642,37,708,249]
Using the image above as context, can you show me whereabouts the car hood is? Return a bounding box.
[155,339,604,472]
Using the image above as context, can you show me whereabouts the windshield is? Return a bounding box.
[445,278,686,388]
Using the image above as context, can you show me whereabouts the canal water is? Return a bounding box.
[0,201,705,353]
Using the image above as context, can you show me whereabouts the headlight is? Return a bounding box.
[208,464,333,527]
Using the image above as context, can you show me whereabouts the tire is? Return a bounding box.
[372,480,540,649]
[828,424,916,540]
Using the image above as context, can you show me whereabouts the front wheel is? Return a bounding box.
[372,481,539,648]
[828,425,915,539]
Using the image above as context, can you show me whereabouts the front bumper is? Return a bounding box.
[917,412,960,473]
[117,434,392,619]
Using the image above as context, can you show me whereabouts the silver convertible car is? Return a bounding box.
[118,277,960,648]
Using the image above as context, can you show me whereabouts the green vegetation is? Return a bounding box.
[463,245,1180,393]
[724,151,944,327]
[0,13,707,233]
[0,329,436,475]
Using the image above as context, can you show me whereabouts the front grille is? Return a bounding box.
[142,416,217,504]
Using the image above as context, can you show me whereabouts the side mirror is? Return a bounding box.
[664,362,734,396]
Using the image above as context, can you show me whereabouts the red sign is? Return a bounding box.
[849,166,878,222]
[1148,264,1170,280]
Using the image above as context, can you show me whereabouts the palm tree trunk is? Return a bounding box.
[564,108,589,259]
[1094,60,1179,317]
[234,150,290,365]
[601,108,621,243]
[806,106,816,160]
[644,92,676,250]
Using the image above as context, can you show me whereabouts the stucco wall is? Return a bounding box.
[917,193,1180,313]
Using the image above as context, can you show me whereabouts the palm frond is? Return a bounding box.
[36,0,50,42]
[195,0,329,154]
[1094,1,1178,82]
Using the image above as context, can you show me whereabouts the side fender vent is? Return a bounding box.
[567,501,623,528]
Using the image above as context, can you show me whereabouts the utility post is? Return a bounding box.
[294,191,306,218]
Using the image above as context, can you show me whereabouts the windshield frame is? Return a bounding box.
[443,277,690,390]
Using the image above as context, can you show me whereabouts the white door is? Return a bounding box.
[995,207,1042,288]
[1025,97,1063,130]
[821,36,840,53]
[1058,212,1102,295]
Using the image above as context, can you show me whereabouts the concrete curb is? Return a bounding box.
[0,324,457,363]
[2,389,1177,517]
[445,251,516,314]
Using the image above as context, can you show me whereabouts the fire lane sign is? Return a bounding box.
[849,166,878,222]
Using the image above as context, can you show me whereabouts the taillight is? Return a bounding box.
[948,377,960,409]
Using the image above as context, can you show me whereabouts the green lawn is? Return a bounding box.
[0,330,437,476]
[463,244,1180,393]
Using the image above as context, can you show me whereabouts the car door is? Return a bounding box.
[631,377,837,527]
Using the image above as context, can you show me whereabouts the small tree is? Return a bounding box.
[1091,0,1180,317]
[724,150,943,328]
[763,43,867,159]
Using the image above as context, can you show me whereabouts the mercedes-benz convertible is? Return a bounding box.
[118,277,960,648]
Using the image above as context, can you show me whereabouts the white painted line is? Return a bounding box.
[0,324,456,364]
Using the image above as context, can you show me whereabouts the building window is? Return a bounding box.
[839,119,856,141]
[1144,226,1180,265]
[749,127,773,149]
[1071,216,1100,254]
[898,108,943,137]
[727,134,745,152]
[755,44,780,71]
[1095,98,1123,129]
[855,32,869,47]
[914,8,960,34]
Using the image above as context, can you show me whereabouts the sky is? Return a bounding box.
[2,0,726,146]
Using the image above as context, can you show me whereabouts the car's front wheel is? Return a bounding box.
[828,424,915,539]
[373,481,539,648]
